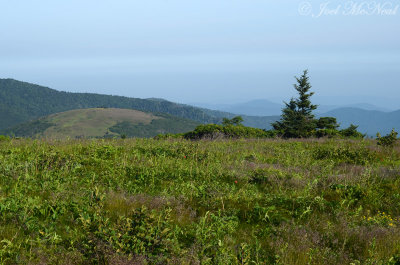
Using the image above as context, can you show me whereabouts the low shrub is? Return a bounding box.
[184,124,273,140]
[0,135,10,142]
[377,129,398,147]
[340,124,365,138]
[315,129,340,138]
[313,145,377,165]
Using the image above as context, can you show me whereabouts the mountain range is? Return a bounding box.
[0,79,278,132]
[0,78,399,137]
[320,108,400,137]
[191,100,394,116]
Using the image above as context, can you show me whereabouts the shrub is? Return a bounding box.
[313,145,377,165]
[222,116,244,126]
[0,135,10,142]
[377,129,398,147]
[315,129,340,138]
[316,117,339,130]
[184,124,271,140]
[154,133,184,140]
[340,124,364,138]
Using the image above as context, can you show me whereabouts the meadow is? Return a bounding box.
[0,137,399,264]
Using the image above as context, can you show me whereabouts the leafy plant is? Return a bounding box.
[184,124,272,140]
[340,124,364,138]
[0,138,399,264]
[222,116,244,126]
[377,129,398,147]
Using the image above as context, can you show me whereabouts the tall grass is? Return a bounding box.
[0,138,399,264]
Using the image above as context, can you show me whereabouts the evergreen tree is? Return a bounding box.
[272,70,317,138]
[222,116,244,126]
[317,117,339,130]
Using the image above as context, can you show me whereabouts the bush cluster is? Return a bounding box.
[377,129,398,147]
[183,124,275,140]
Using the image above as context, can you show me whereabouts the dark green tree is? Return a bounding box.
[317,117,339,130]
[222,116,244,126]
[340,124,364,138]
[272,70,317,138]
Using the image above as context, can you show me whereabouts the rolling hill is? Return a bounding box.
[0,78,220,130]
[1,108,199,138]
[0,78,277,131]
[1,78,399,137]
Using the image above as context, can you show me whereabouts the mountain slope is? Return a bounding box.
[3,78,397,136]
[0,79,277,130]
[1,108,199,138]
[319,108,400,136]
[0,79,219,130]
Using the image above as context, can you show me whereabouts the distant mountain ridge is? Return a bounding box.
[0,78,220,130]
[191,100,394,116]
[1,79,399,137]
[191,100,282,116]
[319,108,400,136]
[191,99,400,136]
[0,78,276,131]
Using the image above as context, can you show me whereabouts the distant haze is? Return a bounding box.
[1,1,399,108]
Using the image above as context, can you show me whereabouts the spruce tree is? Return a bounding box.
[272,70,317,138]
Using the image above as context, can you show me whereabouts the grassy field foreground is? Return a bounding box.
[0,138,399,264]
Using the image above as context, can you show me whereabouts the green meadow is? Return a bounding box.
[0,138,399,264]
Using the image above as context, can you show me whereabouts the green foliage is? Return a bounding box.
[222,116,244,126]
[377,129,398,147]
[314,122,365,139]
[271,71,366,140]
[312,144,377,165]
[108,113,198,138]
[272,70,318,138]
[0,78,280,132]
[0,135,10,142]
[317,117,339,130]
[0,138,399,264]
[315,128,340,138]
[184,124,272,139]
[1,119,54,138]
[340,124,365,138]
[2,109,198,139]
[0,79,218,131]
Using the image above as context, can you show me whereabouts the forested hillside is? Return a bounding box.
[0,79,219,130]
[0,79,280,130]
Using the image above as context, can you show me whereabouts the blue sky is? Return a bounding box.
[1,0,399,108]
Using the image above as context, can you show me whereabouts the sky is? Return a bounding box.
[1,0,399,108]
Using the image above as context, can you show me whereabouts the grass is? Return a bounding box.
[0,137,399,264]
[1,108,199,139]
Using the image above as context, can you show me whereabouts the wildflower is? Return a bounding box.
[234,180,238,184]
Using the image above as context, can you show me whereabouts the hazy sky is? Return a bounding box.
[1,0,399,107]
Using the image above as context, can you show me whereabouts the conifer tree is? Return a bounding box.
[272,70,317,138]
